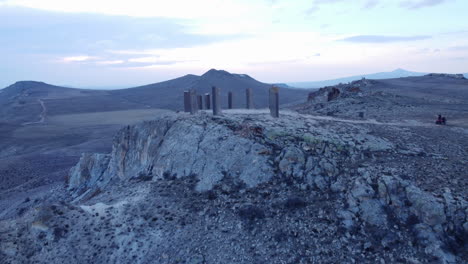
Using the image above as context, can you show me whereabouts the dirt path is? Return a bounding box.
[224,109,468,133]
[22,99,47,125]
[225,109,425,126]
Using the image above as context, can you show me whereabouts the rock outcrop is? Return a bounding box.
[3,110,467,263]
[426,73,466,79]
[66,111,468,263]
[68,111,390,198]
[307,78,374,103]
[69,113,276,199]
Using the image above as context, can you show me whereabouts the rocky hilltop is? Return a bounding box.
[296,73,468,123]
[1,110,466,263]
[425,73,466,79]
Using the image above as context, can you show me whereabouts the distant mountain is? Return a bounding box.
[0,69,310,123]
[288,69,426,88]
[0,81,111,123]
[111,69,310,111]
[271,83,295,89]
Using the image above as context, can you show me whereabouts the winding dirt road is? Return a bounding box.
[22,99,46,125]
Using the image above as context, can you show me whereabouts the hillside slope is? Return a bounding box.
[1,111,466,263]
[0,81,108,123]
[0,69,310,124]
[288,68,426,88]
[295,73,468,124]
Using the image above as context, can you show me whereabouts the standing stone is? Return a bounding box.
[184,91,190,112]
[197,95,203,110]
[189,89,198,114]
[228,92,233,109]
[269,86,279,118]
[246,88,254,109]
[212,86,222,116]
[205,93,211,110]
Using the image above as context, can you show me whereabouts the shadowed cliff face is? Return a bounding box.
[1,110,467,263]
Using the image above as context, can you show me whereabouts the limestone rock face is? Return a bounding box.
[341,173,467,263]
[68,153,111,197]
[69,113,276,195]
[68,111,371,198]
[59,111,467,263]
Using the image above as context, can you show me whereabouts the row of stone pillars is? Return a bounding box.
[184,86,279,117]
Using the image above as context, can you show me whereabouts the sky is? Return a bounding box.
[0,0,467,88]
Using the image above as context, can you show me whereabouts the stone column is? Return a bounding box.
[189,89,198,114]
[184,91,190,112]
[205,93,211,109]
[269,86,279,118]
[212,86,222,116]
[228,91,233,109]
[197,95,203,110]
[246,88,253,109]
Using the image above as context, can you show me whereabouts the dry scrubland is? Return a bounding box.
[0,73,467,263]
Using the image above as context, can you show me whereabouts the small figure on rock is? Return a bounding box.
[435,114,447,125]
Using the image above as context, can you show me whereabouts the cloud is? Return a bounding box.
[95,60,125,65]
[62,56,98,62]
[340,35,432,43]
[399,0,452,9]
[0,6,245,56]
[363,0,380,9]
[304,0,380,15]
[448,45,468,51]
[450,57,468,61]
[59,53,198,68]
[305,6,320,15]
[304,0,346,16]
[314,0,346,3]
[416,48,441,54]
[0,0,259,19]
[108,60,200,69]
[247,59,301,66]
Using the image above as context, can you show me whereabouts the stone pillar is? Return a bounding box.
[246,88,253,109]
[212,86,222,116]
[184,91,190,112]
[228,91,233,109]
[269,86,279,118]
[189,89,198,114]
[197,95,203,110]
[205,93,211,109]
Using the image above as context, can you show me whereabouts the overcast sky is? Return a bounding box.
[0,0,467,88]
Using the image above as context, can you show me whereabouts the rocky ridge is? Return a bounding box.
[1,110,467,263]
[296,78,393,120]
[295,75,468,123]
[425,73,466,79]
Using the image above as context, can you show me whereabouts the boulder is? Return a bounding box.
[277,146,305,179]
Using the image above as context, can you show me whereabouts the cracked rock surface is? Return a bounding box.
[1,110,467,263]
